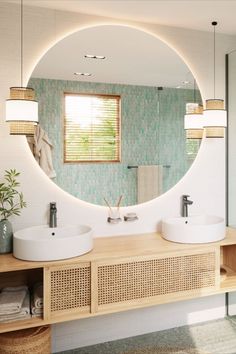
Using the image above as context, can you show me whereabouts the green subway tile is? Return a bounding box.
[29,78,201,205]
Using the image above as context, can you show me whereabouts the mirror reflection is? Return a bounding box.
[29,25,202,206]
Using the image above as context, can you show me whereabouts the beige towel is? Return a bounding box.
[31,306,43,316]
[0,286,28,315]
[137,165,163,204]
[30,125,56,179]
[32,283,43,309]
[0,292,30,323]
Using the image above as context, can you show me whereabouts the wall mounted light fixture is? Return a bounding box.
[203,21,227,138]
[5,0,38,136]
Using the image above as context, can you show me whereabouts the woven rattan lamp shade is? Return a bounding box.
[184,103,203,139]
[203,99,227,138]
[6,87,38,136]
[5,1,38,136]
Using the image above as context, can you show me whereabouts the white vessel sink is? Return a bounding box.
[13,224,93,261]
[162,215,225,244]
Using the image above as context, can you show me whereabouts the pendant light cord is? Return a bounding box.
[20,0,23,87]
[213,24,215,99]
[212,21,217,99]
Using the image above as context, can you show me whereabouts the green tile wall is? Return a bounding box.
[29,78,201,206]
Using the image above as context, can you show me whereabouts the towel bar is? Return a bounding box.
[127,165,170,169]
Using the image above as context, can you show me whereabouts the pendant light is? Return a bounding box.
[5,0,38,136]
[184,79,203,139]
[203,21,227,138]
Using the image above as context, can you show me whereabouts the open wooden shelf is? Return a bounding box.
[220,242,236,290]
[0,268,44,333]
[220,268,236,290]
[0,316,45,334]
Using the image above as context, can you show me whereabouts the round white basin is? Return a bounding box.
[162,215,225,244]
[13,224,93,261]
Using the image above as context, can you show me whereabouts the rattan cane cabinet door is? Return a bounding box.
[91,249,219,313]
[46,262,91,319]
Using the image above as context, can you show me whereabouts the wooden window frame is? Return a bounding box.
[63,92,121,164]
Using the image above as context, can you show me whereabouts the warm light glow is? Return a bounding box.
[203,109,227,127]
[184,114,203,129]
[6,99,38,122]
[184,102,203,139]
[65,95,105,127]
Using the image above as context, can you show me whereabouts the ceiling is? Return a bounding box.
[31,25,194,88]
[6,0,236,35]
[8,0,234,88]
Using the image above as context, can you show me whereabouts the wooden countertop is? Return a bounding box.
[1,227,236,273]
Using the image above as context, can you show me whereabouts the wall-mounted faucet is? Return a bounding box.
[49,202,57,228]
[182,195,193,217]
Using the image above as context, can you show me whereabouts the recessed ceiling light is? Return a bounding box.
[74,72,92,76]
[84,54,106,60]
[176,85,182,89]
[183,80,190,85]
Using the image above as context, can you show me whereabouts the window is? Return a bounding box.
[64,93,121,163]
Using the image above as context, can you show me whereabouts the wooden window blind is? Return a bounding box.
[64,93,121,163]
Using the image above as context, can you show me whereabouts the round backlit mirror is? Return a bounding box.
[29,25,202,206]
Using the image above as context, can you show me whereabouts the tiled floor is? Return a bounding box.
[55,316,236,354]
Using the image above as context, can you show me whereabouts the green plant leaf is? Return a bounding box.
[0,169,26,219]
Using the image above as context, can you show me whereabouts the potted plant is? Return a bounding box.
[0,169,26,254]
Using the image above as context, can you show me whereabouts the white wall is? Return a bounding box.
[1,2,236,352]
[228,50,236,228]
[226,50,236,315]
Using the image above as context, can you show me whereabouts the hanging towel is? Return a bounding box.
[137,165,163,204]
[0,286,28,315]
[0,292,31,323]
[32,125,56,179]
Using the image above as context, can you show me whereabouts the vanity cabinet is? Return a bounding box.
[91,249,218,314]
[44,262,91,321]
[0,228,236,333]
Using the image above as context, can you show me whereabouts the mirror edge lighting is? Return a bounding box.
[26,24,203,207]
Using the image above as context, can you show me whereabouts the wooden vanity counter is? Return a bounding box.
[1,227,236,333]
[1,227,236,272]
